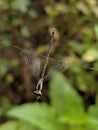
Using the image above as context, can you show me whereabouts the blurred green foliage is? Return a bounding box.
[0,73,98,130]
[0,0,98,129]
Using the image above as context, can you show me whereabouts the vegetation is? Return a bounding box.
[0,0,98,130]
[1,73,98,130]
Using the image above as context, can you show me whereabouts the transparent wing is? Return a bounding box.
[13,46,57,79]
[43,60,70,81]
[13,46,98,81]
[43,57,98,81]
[13,46,41,79]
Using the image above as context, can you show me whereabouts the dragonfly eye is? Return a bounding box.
[51,28,55,36]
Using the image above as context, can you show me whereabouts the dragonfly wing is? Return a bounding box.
[13,46,41,79]
[43,60,70,81]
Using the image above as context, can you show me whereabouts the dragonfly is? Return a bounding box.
[13,28,59,99]
[13,47,70,98]
[13,32,98,100]
[13,45,98,99]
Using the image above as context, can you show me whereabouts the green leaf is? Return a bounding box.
[45,6,59,17]
[0,121,34,130]
[11,0,30,13]
[60,113,89,126]
[28,9,38,18]
[0,96,12,110]
[1,35,11,48]
[84,105,98,130]
[0,59,10,77]
[50,72,84,116]
[0,0,8,10]
[88,105,98,120]
[94,25,98,41]
[82,48,98,62]
[68,40,84,55]
[7,103,65,130]
[11,18,22,26]
[5,73,14,84]
[0,121,18,130]
[20,26,30,38]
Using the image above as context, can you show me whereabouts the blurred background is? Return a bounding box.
[0,0,98,129]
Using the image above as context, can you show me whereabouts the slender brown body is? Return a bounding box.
[34,28,55,98]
